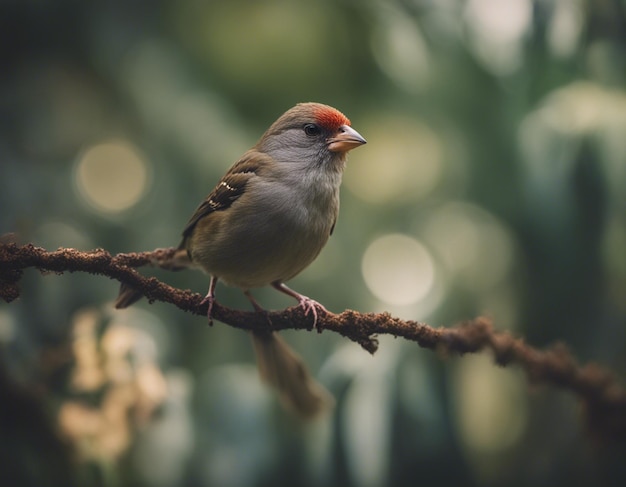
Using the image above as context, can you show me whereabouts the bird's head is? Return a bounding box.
[256,102,366,171]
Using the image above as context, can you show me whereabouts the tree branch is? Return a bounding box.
[1,242,625,443]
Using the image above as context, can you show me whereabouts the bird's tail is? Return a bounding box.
[251,331,334,419]
[114,248,192,309]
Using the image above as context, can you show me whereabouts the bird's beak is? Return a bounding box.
[328,125,367,153]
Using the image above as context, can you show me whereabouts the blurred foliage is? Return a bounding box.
[1,0,626,486]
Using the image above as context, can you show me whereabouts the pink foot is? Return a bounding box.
[201,276,218,326]
[272,282,327,332]
[296,295,327,331]
[200,294,215,325]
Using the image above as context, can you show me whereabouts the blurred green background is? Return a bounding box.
[1,0,625,486]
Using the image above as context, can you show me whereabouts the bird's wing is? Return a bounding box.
[179,150,268,247]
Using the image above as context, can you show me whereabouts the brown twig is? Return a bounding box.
[1,242,625,442]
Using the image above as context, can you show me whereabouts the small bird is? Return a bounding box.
[116,102,366,417]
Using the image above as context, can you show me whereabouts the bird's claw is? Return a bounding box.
[297,296,327,332]
[200,295,215,326]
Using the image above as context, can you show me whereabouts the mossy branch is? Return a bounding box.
[1,242,625,443]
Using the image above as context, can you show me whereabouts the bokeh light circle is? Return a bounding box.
[75,140,150,214]
[361,234,436,306]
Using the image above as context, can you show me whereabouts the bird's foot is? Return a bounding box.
[271,282,328,332]
[200,294,215,326]
[201,277,219,326]
[296,295,327,332]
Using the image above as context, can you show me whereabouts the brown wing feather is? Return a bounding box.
[179,151,268,249]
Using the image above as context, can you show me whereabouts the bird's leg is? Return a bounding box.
[271,282,327,331]
[200,276,218,325]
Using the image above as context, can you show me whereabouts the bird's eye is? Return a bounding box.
[303,123,321,137]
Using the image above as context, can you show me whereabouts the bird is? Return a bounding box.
[116,102,366,417]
